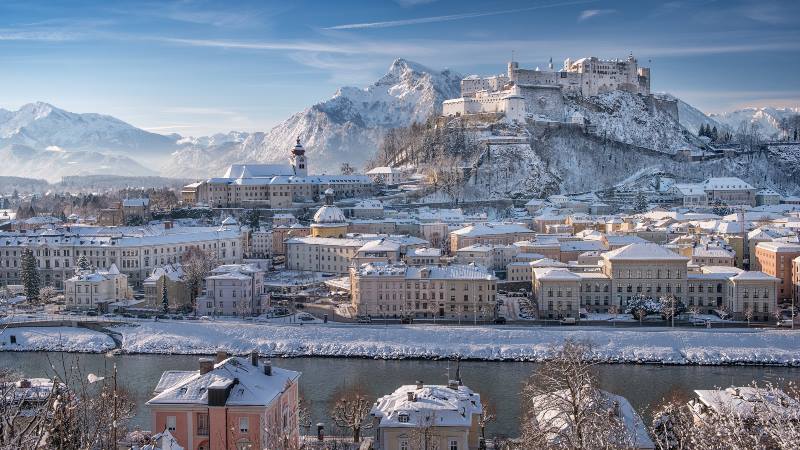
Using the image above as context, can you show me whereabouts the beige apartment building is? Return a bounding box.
[754,241,800,301]
[602,243,690,307]
[370,381,484,450]
[793,256,800,303]
[533,267,581,319]
[350,262,497,320]
[449,223,535,253]
[701,177,756,206]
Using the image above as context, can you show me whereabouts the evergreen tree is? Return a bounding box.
[699,124,707,137]
[20,249,40,302]
[245,209,260,230]
[77,254,91,271]
[161,276,169,313]
[712,199,732,216]
[633,191,648,213]
[711,126,718,142]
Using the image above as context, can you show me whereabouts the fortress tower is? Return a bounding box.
[290,137,308,177]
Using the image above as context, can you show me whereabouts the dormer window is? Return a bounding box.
[398,413,409,423]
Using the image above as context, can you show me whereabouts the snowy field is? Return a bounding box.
[2,321,799,366]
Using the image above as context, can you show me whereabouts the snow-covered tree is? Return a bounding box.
[77,254,91,271]
[711,199,732,216]
[20,248,40,302]
[633,191,648,213]
[38,285,58,304]
[517,340,637,449]
[651,382,800,450]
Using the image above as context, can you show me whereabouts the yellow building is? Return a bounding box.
[310,189,349,238]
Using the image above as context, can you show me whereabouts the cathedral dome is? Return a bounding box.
[313,205,346,224]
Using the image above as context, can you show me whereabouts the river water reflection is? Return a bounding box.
[1,352,797,438]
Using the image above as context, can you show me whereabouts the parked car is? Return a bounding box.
[559,317,577,325]
[85,311,98,317]
[184,315,198,321]
[494,316,507,324]
[689,317,708,326]
[777,318,796,327]
[297,313,315,322]
[199,316,210,321]
[400,316,413,324]
[356,315,372,324]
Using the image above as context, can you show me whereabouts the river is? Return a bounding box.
[1,352,798,438]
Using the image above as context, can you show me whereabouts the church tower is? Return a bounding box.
[290,137,308,177]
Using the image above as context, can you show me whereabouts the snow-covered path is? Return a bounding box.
[3,321,799,366]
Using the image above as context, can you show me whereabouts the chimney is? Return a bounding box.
[416,380,424,390]
[199,358,214,375]
[18,379,32,389]
[215,350,228,363]
[407,391,415,402]
[448,380,459,390]
[250,349,259,367]
[264,360,272,376]
[164,220,173,230]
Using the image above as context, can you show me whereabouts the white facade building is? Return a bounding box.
[65,264,131,310]
[195,263,267,316]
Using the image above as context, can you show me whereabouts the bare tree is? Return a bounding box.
[408,411,441,450]
[515,340,637,450]
[329,384,374,443]
[38,286,58,304]
[743,305,754,327]
[182,246,218,310]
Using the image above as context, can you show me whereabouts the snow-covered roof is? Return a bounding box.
[358,239,401,253]
[702,177,755,191]
[451,222,533,237]
[530,258,569,268]
[730,271,779,282]
[122,198,149,207]
[147,357,300,407]
[366,166,400,175]
[756,241,800,253]
[692,246,734,258]
[534,267,581,281]
[370,383,482,428]
[356,262,494,280]
[406,247,442,257]
[603,243,689,262]
[671,183,705,196]
[693,387,798,419]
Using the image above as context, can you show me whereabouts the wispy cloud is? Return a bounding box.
[578,9,616,21]
[0,29,81,41]
[163,106,238,116]
[324,0,596,30]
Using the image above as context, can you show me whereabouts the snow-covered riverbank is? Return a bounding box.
[2,321,800,366]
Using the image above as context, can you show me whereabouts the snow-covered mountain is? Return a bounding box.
[0,144,155,182]
[655,94,728,135]
[164,59,463,178]
[0,102,177,156]
[710,107,799,138]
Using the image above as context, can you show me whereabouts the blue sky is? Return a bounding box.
[1,0,798,136]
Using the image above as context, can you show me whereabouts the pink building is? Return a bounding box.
[146,352,301,450]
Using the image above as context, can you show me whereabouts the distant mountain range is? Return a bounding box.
[162,58,463,178]
[0,59,795,182]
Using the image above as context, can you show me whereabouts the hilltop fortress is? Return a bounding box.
[443,55,654,122]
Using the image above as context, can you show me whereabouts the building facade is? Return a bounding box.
[350,262,497,320]
[147,354,300,450]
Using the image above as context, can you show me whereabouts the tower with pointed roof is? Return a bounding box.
[290,137,308,177]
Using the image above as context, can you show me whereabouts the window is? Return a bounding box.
[400,440,409,450]
[166,416,176,431]
[450,439,459,450]
[239,417,249,432]
[197,413,209,436]
[398,413,409,423]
